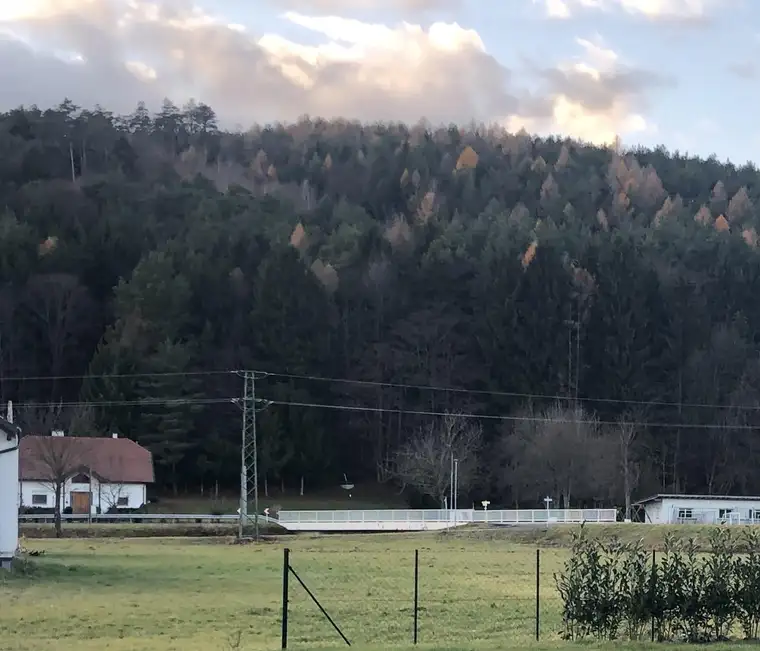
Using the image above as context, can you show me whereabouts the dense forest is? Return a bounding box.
[4,97,760,512]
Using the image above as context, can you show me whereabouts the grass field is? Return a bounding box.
[1,527,756,651]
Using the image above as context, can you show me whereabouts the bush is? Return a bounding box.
[19,507,55,515]
[104,506,146,515]
[556,526,760,643]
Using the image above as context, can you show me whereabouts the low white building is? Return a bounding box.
[0,415,21,569]
[635,494,760,525]
[19,432,153,515]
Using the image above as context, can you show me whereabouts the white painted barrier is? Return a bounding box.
[277,508,618,531]
[20,508,618,532]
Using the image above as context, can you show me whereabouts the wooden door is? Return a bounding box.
[70,491,91,515]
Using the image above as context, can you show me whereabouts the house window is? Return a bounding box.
[719,508,734,519]
[117,496,129,507]
[32,494,47,506]
[678,508,693,520]
[750,510,760,521]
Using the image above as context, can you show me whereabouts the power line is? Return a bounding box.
[260,370,760,413]
[3,366,760,414]
[16,397,237,408]
[10,393,760,430]
[263,398,760,431]
[0,369,238,382]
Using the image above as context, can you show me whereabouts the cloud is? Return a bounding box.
[505,38,670,144]
[728,61,757,79]
[534,0,727,22]
[0,0,668,146]
[269,0,462,13]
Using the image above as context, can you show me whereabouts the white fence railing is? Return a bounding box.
[20,513,258,524]
[277,508,618,526]
[19,508,618,527]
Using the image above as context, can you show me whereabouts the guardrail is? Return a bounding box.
[19,513,275,525]
[278,508,618,526]
[18,508,619,529]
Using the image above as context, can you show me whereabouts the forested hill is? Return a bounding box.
[4,98,760,508]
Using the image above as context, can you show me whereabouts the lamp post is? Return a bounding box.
[452,458,459,528]
[449,454,454,520]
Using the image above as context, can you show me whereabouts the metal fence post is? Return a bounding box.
[414,549,419,644]
[536,548,540,641]
[282,548,290,649]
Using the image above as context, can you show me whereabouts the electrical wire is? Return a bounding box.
[261,398,760,431]
[4,367,760,417]
[0,369,238,382]
[257,370,760,413]
[9,393,760,430]
[17,397,237,408]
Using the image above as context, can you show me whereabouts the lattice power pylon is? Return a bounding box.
[238,370,260,541]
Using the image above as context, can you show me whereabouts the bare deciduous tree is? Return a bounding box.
[100,481,126,513]
[498,403,612,508]
[93,455,128,513]
[20,403,95,537]
[24,435,86,538]
[612,414,641,520]
[394,412,481,507]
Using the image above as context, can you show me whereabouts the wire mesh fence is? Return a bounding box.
[278,534,570,648]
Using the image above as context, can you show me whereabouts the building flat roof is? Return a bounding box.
[634,494,760,506]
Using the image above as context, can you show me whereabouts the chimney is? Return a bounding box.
[112,432,118,439]
[51,430,64,437]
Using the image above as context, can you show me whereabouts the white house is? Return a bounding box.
[0,414,21,569]
[634,494,760,525]
[19,432,154,515]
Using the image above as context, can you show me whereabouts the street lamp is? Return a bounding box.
[453,458,459,528]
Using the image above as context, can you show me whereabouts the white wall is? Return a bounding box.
[643,501,663,524]
[19,479,147,515]
[645,498,760,524]
[0,434,19,562]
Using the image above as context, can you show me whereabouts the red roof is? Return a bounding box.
[19,436,154,484]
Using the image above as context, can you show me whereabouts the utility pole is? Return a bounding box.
[238,370,260,542]
[449,454,454,519]
[575,297,580,408]
[566,309,573,400]
[453,458,459,528]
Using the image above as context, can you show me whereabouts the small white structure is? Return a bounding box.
[0,409,21,569]
[19,432,153,515]
[635,494,760,525]
[276,507,618,531]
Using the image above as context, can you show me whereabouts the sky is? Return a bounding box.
[0,0,758,164]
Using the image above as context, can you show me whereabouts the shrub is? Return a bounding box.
[555,524,625,640]
[556,526,760,644]
[734,530,760,639]
[617,539,652,641]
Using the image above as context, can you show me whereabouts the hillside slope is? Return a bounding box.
[3,100,760,507]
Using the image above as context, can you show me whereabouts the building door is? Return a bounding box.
[70,491,91,515]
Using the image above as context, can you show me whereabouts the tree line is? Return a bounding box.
[4,97,760,509]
